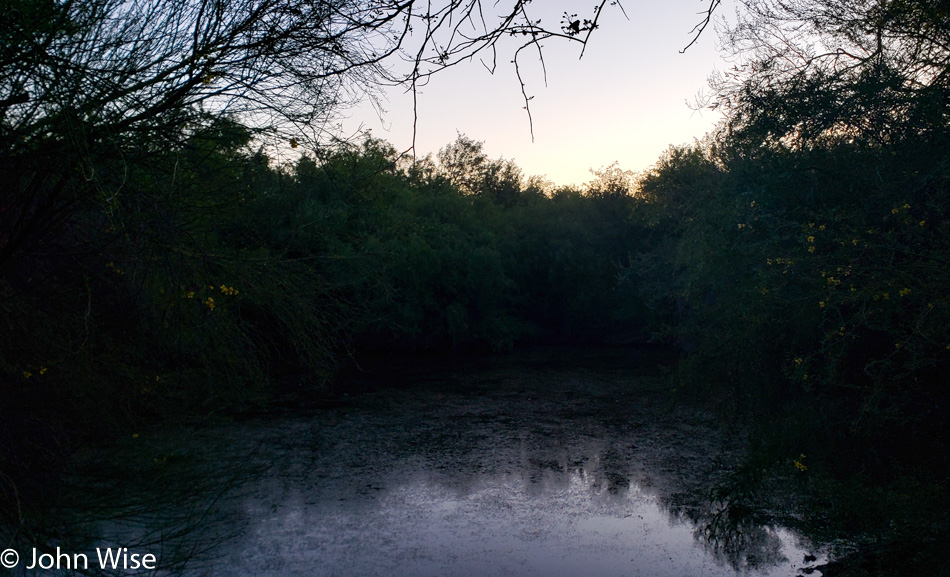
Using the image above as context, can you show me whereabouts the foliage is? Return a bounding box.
[0,0,636,546]
[0,125,651,548]
[626,0,950,563]
[5,0,950,569]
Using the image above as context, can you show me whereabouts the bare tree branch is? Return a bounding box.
[682,0,723,53]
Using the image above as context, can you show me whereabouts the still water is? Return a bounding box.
[73,349,823,576]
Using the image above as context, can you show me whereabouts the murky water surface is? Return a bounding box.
[79,349,824,576]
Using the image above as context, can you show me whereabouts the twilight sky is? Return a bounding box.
[339,0,734,187]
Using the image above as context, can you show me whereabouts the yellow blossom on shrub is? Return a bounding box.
[205,297,215,311]
[793,454,808,472]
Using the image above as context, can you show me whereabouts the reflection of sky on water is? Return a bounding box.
[10,353,828,577]
[198,382,819,577]
[217,473,808,577]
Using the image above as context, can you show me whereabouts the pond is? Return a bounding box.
[44,348,826,576]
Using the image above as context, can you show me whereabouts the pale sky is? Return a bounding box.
[341,1,733,187]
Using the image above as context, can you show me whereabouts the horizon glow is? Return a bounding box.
[338,0,733,187]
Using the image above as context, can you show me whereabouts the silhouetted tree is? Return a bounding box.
[0,0,634,278]
[710,0,950,149]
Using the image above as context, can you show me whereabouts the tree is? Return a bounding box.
[653,0,950,482]
[436,134,525,206]
[709,0,950,149]
[0,0,644,281]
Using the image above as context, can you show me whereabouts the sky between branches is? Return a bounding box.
[342,0,733,187]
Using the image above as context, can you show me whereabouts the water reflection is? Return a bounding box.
[208,437,810,577]
[56,357,823,577]
[197,375,818,577]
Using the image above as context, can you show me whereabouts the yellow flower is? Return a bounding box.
[22,370,32,379]
[807,235,815,243]
[892,207,900,214]
[819,224,826,231]
[808,246,816,253]
[899,288,911,297]
[819,301,826,308]
[794,357,803,365]
[793,454,808,472]
[903,203,911,209]
[39,366,48,375]
[205,297,215,311]
[919,220,926,227]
